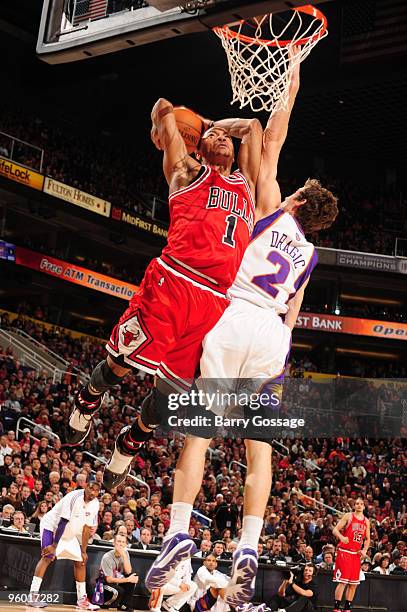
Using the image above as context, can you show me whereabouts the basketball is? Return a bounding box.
[174,106,203,153]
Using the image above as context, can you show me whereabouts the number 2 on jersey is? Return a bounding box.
[252,251,290,298]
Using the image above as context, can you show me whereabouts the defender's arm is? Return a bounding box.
[151,98,200,190]
[256,53,301,218]
[284,278,309,331]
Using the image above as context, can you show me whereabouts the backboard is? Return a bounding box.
[37,0,323,64]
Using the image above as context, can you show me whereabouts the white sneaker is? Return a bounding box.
[27,593,48,608]
[76,596,100,610]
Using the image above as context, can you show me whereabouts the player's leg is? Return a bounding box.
[74,560,100,610]
[28,529,57,608]
[225,307,290,606]
[343,584,357,612]
[334,583,346,611]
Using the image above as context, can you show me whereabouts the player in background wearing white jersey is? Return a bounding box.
[28,481,101,610]
[145,51,338,606]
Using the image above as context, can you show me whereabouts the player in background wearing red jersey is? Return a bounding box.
[332,497,371,612]
[66,98,263,490]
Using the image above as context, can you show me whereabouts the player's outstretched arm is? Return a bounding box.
[151,98,201,190]
[209,117,263,197]
[256,50,301,218]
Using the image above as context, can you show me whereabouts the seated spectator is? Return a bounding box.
[360,558,372,574]
[211,541,228,560]
[191,554,228,612]
[149,558,196,612]
[318,550,335,570]
[3,510,29,535]
[195,539,212,558]
[132,527,158,551]
[391,555,407,576]
[30,501,49,530]
[269,564,318,612]
[0,503,15,527]
[152,521,166,547]
[124,518,138,545]
[100,532,139,612]
[268,538,288,563]
[225,541,237,560]
[373,554,391,575]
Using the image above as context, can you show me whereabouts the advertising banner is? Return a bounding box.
[43,177,111,218]
[296,312,407,341]
[15,247,138,301]
[0,157,44,191]
[111,206,168,239]
[11,247,407,341]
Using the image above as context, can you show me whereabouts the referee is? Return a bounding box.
[100,533,139,611]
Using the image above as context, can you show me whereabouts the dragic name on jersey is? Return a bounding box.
[229,209,317,313]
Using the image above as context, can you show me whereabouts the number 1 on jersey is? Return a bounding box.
[252,251,290,298]
[222,214,237,248]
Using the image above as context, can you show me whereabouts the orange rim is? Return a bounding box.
[213,5,328,47]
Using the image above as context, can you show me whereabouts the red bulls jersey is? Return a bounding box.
[159,165,255,294]
[338,514,367,552]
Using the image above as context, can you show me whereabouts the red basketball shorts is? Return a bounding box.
[333,549,362,585]
[106,258,228,392]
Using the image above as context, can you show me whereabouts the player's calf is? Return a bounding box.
[66,360,125,446]
[103,387,167,489]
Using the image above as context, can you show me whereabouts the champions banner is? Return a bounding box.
[43,177,111,218]
[296,312,407,341]
[15,247,138,301]
[0,157,44,191]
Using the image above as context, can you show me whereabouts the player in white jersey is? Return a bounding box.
[28,481,101,610]
[146,52,338,607]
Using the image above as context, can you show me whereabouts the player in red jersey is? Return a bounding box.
[66,97,263,490]
[332,497,371,612]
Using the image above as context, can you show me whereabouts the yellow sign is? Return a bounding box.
[0,157,44,191]
[44,177,111,218]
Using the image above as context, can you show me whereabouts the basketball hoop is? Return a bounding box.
[213,4,328,114]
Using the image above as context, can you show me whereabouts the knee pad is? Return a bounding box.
[140,387,169,430]
[89,360,124,394]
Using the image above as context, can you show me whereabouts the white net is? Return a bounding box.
[213,5,328,114]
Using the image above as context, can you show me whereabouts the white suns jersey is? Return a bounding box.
[228,209,318,313]
[41,489,99,535]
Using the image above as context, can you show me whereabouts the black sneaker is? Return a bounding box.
[65,387,103,446]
